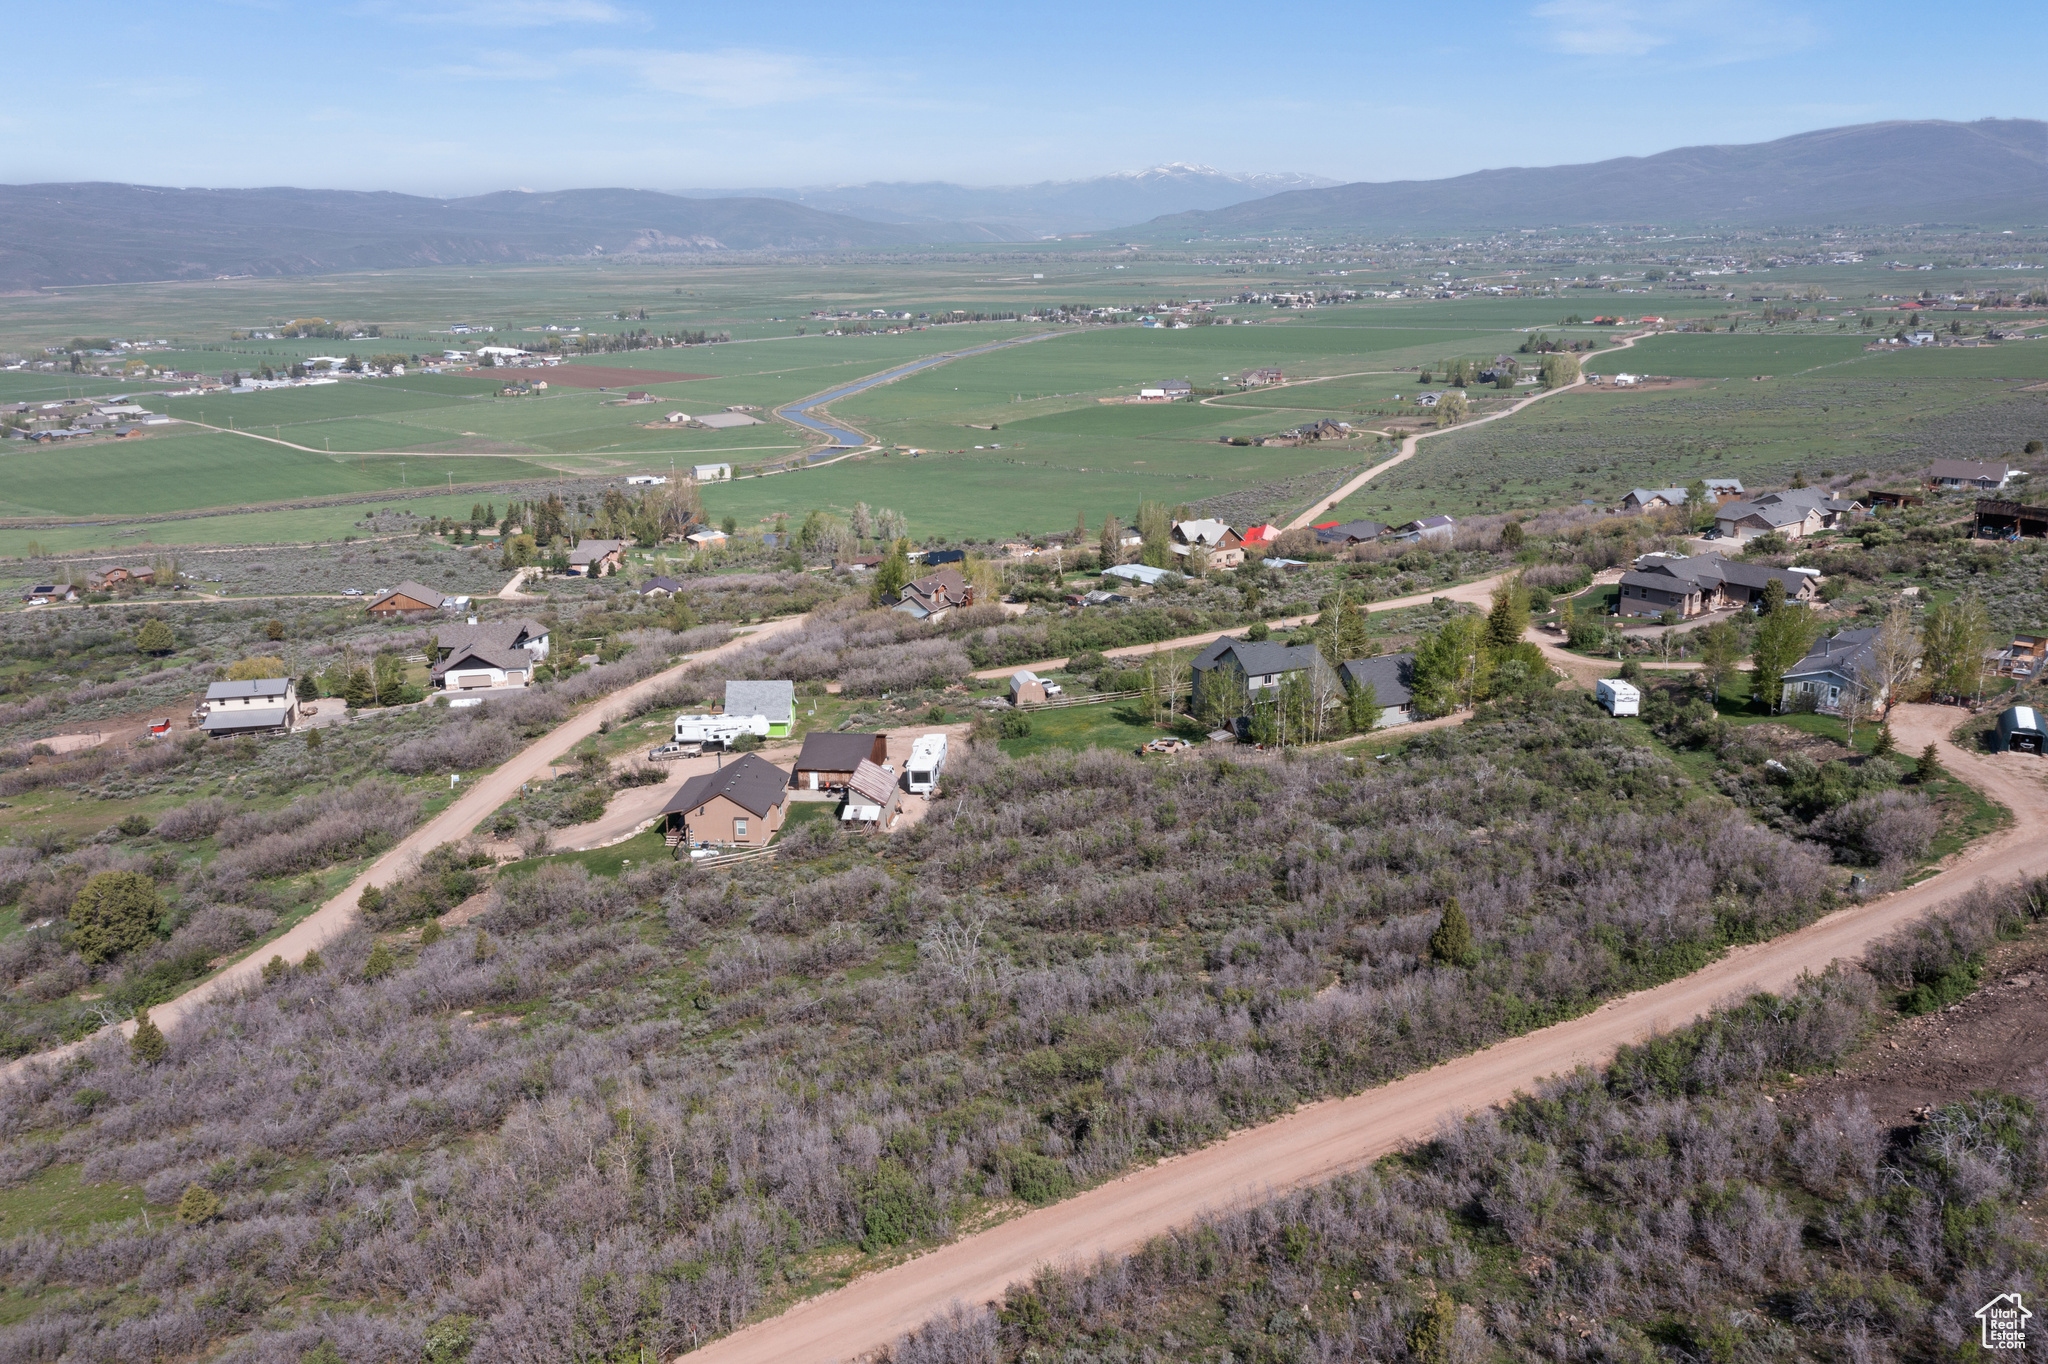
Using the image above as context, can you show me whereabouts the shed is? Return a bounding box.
[840,759,901,827]
[1009,670,1048,705]
[1994,706,2045,754]
[791,731,888,791]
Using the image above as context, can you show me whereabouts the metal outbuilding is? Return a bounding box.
[1994,705,2045,754]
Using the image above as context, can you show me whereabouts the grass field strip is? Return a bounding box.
[776,329,1072,445]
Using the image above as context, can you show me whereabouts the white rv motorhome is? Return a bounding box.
[673,712,771,747]
[905,733,948,794]
[1596,678,1641,717]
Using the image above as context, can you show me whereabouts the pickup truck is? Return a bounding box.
[647,741,692,761]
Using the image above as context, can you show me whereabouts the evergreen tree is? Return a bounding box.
[299,948,324,973]
[1347,678,1381,734]
[1871,722,1896,758]
[1915,742,1946,784]
[1428,898,1476,967]
[176,1184,221,1224]
[1408,1292,1459,1364]
[1499,520,1524,552]
[473,930,494,964]
[134,618,174,655]
[1484,576,1530,652]
[129,1009,166,1065]
[69,871,163,964]
[871,540,910,606]
[421,921,443,947]
[261,954,288,984]
[362,941,395,981]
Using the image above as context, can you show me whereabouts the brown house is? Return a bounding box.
[790,731,888,791]
[660,753,790,848]
[366,580,457,616]
[892,566,974,621]
[567,539,627,576]
[88,566,154,590]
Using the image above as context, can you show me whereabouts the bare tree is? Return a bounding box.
[920,910,990,997]
[1865,601,1923,718]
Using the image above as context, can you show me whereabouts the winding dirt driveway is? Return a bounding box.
[680,703,2046,1364]
[0,616,810,1082]
[1281,330,1646,531]
[970,572,1513,681]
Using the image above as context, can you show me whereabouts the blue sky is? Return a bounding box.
[4,0,2039,194]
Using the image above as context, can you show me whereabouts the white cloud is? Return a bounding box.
[1531,0,1819,65]
[440,51,561,81]
[572,46,851,108]
[369,0,635,27]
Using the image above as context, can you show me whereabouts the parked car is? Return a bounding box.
[341,587,362,596]
[647,741,691,761]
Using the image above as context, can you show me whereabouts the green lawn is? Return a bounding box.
[1583,333,1871,378]
[0,1162,157,1242]
[501,824,673,880]
[996,699,1195,757]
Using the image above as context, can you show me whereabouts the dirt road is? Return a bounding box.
[1280,330,1645,531]
[0,615,810,1082]
[970,572,1512,681]
[681,702,2046,1364]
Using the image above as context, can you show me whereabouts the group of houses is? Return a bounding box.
[655,682,950,849]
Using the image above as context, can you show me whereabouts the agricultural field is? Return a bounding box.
[3,260,2045,554]
[1322,370,2048,528]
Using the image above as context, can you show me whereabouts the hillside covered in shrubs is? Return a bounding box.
[0,687,1860,1361]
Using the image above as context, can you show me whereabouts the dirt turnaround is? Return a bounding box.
[680,703,2048,1364]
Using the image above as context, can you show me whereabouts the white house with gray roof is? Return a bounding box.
[198,677,297,737]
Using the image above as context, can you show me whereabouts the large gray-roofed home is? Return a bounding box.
[1927,459,2013,490]
[1337,653,1416,727]
[1616,553,1816,619]
[1190,638,1338,717]
[1713,487,1859,542]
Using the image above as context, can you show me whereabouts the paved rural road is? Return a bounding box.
[0,615,811,1082]
[970,571,1512,680]
[776,331,1071,447]
[1281,329,1646,531]
[680,701,2047,1364]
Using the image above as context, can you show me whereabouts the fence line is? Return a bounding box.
[1014,686,1188,712]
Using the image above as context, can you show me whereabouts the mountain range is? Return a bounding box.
[1134,120,2046,237]
[0,184,997,293]
[671,165,1339,237]
[0,121,2039,292]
